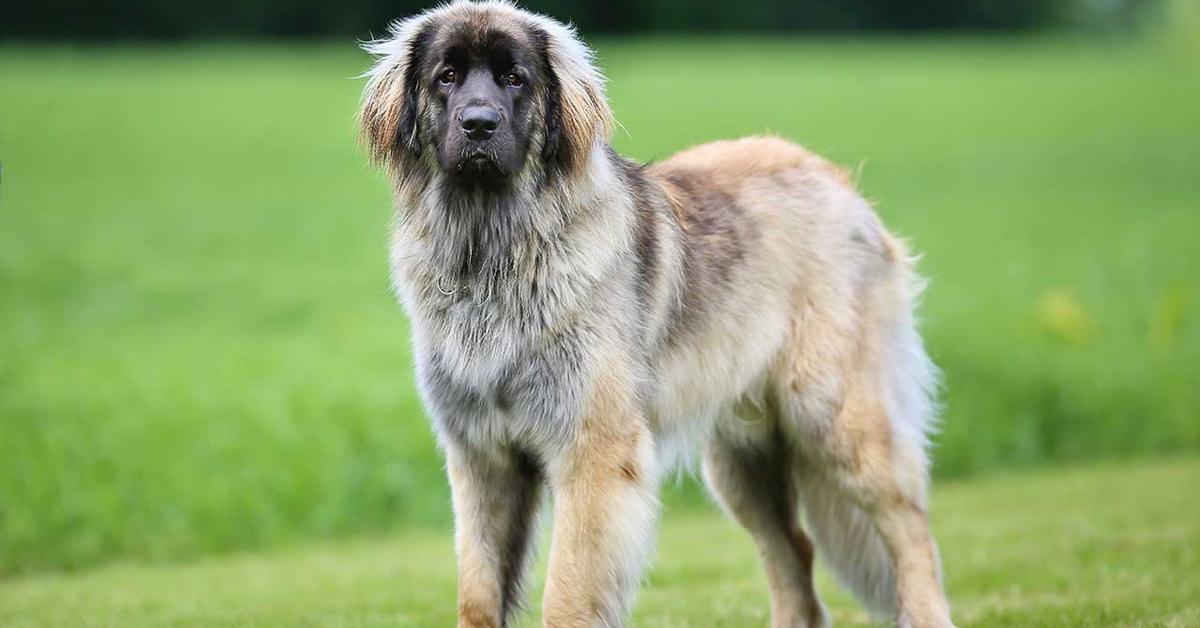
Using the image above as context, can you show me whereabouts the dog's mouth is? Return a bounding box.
[452,150,509,180]
[460,153,493,168]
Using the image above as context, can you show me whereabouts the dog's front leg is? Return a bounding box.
[446,443,545,628]
[541,368,660,628]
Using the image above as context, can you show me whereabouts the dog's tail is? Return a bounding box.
[799,477,897,617]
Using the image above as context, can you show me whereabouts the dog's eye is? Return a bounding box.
[438,69,456,85]
[505,72,523,88]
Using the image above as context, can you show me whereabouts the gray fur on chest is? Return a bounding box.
[415,318,593,452]
[396,232,633,453]
[407,279,615,452]
[389,161,643,453]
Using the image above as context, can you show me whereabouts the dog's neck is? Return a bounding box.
[393,143,629,299]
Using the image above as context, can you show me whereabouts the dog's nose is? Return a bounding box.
[459,106,500,140]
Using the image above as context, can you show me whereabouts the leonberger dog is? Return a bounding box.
[360,1,954,626]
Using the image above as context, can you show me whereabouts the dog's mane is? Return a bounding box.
[359,1,627,298]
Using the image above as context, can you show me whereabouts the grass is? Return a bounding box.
[1,35,1198,574]
[1,458,1197,626]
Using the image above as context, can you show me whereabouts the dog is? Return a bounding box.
[360,2,954,626]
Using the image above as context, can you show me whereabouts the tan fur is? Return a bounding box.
[543,362,658,627]
[548,42,612,169]
[446,448,514,628]
[656,136,851,194]
[772,222,947,625]
[363,4,952,626]
[360,64,408,166]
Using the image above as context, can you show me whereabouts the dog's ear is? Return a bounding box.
[534,18,613,174]
[360,15,433,167]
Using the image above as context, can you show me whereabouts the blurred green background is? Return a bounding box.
[1,0,1198,614]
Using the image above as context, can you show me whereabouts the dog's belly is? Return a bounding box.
[646,280,795,467]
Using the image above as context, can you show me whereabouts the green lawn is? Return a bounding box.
[1,35,1198,575]
[1,458,1196,626]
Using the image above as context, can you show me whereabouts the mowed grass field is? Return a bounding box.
[1,33,1198,582]
[2,459,1197,626]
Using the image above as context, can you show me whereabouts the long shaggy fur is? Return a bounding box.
[360,3,954,627]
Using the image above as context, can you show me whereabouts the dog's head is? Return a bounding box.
[360,1,612,188]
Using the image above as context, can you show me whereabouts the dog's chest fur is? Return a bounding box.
[389,168,640,449]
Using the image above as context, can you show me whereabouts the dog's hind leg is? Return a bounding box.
[778,244,953,628]
[788,391,952,628]
[446,443,545,628]
[703,413,828,628]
